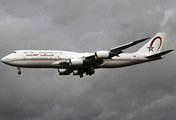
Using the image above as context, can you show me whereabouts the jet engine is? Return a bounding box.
[95,50,110,59]
[73,70,79,75]
[69,59,83,67]
[58,69,70,75]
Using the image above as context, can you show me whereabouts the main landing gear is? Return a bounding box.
[17,67,22,75]
[80,74,83,78]
[78,68,95,78]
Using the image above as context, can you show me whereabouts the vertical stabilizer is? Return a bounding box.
[137,33,166,54]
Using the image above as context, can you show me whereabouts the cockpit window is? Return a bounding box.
[13,51,16,53]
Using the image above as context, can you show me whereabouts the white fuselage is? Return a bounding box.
[1,33,172,77]
[1,50,156,69]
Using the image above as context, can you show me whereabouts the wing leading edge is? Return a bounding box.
[109,37,150,55]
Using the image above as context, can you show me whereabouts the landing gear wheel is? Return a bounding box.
[18,71,22,75]
[85,68,95,76]
[80,74,83,78]
[17,67,21,75]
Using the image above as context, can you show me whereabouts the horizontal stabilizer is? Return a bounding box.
[145,49,174,58]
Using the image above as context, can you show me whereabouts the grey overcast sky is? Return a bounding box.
[0,0,176,120]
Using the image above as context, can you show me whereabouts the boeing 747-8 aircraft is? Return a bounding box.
[1,33,174,78]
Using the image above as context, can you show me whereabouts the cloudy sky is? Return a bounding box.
[0,0,176,120]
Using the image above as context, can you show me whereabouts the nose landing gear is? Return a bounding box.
[17,67,22,75]
[18,71,22,75]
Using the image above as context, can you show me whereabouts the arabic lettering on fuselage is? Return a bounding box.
[26,54,39,56]
[26,54,54,57]
[40,54,54,56]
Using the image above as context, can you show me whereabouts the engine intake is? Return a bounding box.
[58,69,70,75]
[73,70,79,75]
[95,51,110,59]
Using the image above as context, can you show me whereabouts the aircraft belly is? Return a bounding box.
[100,60,132,68]
[25,61,54,68]
[8,60,56,68]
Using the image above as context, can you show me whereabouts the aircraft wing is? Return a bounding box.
[82,37,150,68]
[52,37,151,68]
[85,37,150,58]
[109,37,150,55]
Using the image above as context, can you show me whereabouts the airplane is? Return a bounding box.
[1,33,174,78]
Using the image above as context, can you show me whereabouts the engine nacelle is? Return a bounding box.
[58,69,70,75]
[95,51,110,59]
[69,59,83,67]
[73,70,79,75]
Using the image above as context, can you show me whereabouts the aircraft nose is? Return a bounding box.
[1,57,7,63]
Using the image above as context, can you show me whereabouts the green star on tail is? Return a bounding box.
[147,46,154,52]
